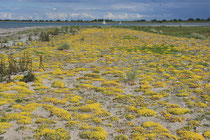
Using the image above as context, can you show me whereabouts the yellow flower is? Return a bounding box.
[177,131,205,140]
[52,80,65,88]
[168,108,191,115]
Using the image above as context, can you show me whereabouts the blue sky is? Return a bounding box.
[0,0,209,20]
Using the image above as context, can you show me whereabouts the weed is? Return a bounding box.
[20,71,36,82]
[57,42,71,50]
[39,32,50,42]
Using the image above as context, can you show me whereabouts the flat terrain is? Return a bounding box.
[121,26,210,40]
[0,27,209,140]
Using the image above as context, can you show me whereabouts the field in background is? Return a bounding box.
[120,26,210,40]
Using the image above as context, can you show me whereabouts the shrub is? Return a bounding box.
[20,71,36,83]
[50,28,60,35]
[57,42,70,50]
[39,32,50,42]
[125,70,138,81]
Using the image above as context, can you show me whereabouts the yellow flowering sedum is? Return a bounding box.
[0,82,14,92]
[203,130,210,138]
[44,97,67,105]
[136,108,156,117]
[0,100,9,106]
[142,122,169,133]
[102,81,120,87]
[12,103,42,112]
[52,80,65,88]
[44,104,71,120]
[16,81,28,87]
[168,108,191,115]
[35,118,56,124]
[4,112,32,124]
[0,122,13,134]
[80,127,107,140]
[34,128,70,140]
[177,131,205,140]
[11,86,34,94]
[68,95,82,103]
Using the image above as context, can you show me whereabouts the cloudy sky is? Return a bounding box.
[0,0,209,20]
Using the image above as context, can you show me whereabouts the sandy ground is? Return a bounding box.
[0,26,55,47]
[0,26,53,35]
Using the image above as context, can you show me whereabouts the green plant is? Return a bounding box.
[50,28,60,35]
[39,32,50,42]
[121,69,138,85]
[20,71,36,83]
[28,35,32,41]
[57,42,70,50]
[190,33,206,40]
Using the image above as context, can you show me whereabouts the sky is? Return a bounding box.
[0,0,209,21]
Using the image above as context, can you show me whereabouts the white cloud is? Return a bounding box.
[0,12,12,19]
[46,12,68,19]
[18,16,26,20]
[29,16,33,20]
[136,14,143,18]
[70,13,80,18]
[104,12,143,20]
[53,8,56,11]
[69,13,95,19]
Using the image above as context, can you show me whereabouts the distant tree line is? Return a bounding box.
[0,18,210,22]
[149,18,210,23]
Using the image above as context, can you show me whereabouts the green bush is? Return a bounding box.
[20,71,35,83]
[39,32,50,42]
[57,43,70,50]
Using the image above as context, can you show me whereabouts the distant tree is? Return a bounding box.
[178,19,182,21]
[104,19,113,22]
[195,18,201,21]
[56,20,61,22]
[173,19,177,22]
[207,18,210,21]
[187,18,194,21]
[151,19,157,22]
[92,19,98,22]
[98,19,103,22]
